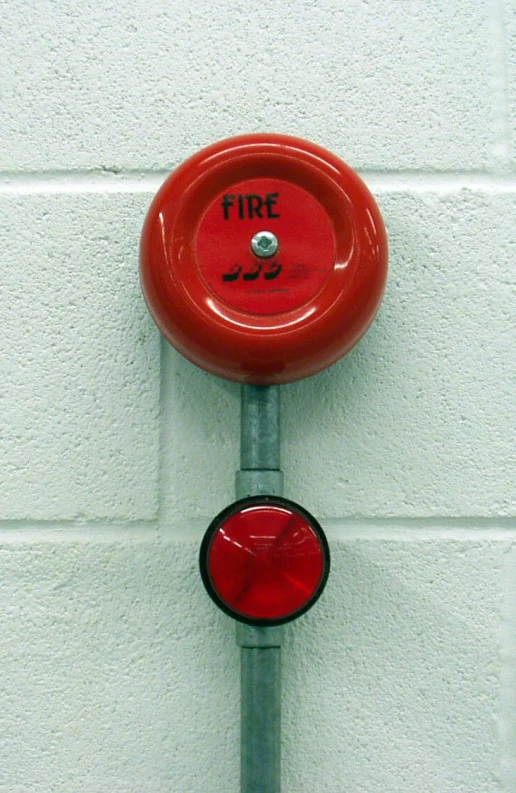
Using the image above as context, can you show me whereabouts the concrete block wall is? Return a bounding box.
[1,1,514,791]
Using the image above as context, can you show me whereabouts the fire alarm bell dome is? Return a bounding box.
[140,133,387,384]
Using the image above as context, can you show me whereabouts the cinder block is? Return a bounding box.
[0,534,507,792]
[501,543,516,790]
[0,536,239,793]
[283,538,507,793]
[282,190,515,518]
[507,0,516,166]
[1,194,160,520]
[0,0,493,172]
[159,345,239,524]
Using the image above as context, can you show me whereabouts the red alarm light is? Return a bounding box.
[140,133,387,384]
[199,497,330,626]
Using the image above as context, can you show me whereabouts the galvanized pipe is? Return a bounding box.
[236,385,283,500]
[240,385,280,470]
[237,624,283,793]
[236,384,284,793]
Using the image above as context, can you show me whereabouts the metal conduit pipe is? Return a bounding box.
[236,385,284,793]
[236,384,283,499]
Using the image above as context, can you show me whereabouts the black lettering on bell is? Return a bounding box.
[221,195,235,220]
[246,194,263,219]
[264,261,282,280]
[238,195,245,220]
[222,264,242,282]
[265,193,280,218]
[243,262,262,281]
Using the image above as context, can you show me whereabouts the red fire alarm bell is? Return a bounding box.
[140,133,387,384]
[199,496,330,626]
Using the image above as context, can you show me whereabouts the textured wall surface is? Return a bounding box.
[1,1,514,791]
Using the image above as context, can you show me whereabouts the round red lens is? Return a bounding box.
[200,497,330,625]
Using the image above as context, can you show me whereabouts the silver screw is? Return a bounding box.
[250,230,279,259]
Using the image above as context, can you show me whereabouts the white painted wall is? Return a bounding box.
[1,1,515,791]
